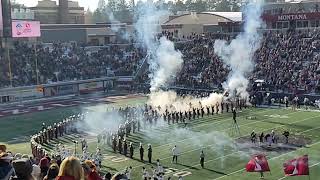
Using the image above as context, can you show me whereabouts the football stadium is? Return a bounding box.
[0,0,320,180]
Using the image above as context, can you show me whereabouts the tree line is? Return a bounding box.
[88,0,242,23]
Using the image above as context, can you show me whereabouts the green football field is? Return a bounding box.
[1,96,320,180]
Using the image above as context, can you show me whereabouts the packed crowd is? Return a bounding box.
[251,30,320,93]
[0,42,145,88]
[137,30,320,94]
[1,29,319,93]
[0,144,106,180]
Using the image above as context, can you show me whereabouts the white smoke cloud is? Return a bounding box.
[150,37,183,91]
[214,0,264,98]
[135,2,183,92]
[77,110,123,135]
[148,90,224,114]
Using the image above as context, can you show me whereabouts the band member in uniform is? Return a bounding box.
[176,112,179,123]
[221,102,224,113]
[112,136,117,153]
[147,144,152,163]
[118,136,122,154]
[97,134,102,144]
[259,132,264,145]
[139,143,144,161]
[142,167,149,180]
[125,166,132,180]
[192,108,196,120]
[211,105,214,115]
[172,113,175,124]
[304,97,309,110]
[226,102,229,113]
[123,139,128,156]
[200,150,205,168]
[283,130,290,144]
[201,107,204,118]
[284,96,289,107]
[250,130,257,144]
[184,111,188,122]
[216,103,219,114]
[129,142,134,159]
[232,108,240,135]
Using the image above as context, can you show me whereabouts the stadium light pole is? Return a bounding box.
[5,38,13,87]
[34,43,39,85]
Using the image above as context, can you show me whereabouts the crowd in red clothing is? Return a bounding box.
[1,29,319,95]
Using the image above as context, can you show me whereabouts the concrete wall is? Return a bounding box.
[40,28,87,43]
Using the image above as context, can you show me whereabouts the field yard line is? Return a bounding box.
[214,133,320,180]
[298,126,320,133]
[148,110,298,150]
[187,108,272,129]
[73,110,267,146]
[164,151,240,177]
[132,112,317,170]
[164,115,320,177]
[277,162,320,180]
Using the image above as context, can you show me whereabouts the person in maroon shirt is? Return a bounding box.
[39,154,50,178]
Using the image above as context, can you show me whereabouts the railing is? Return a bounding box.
[0,76,134,104]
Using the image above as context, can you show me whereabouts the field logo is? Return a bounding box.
[165,168,192,177]
[103,155,128,163]
[264,114,289,119]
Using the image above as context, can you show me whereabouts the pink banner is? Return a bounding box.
[12,21,41,38]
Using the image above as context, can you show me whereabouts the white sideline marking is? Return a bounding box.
[51,104,74,107]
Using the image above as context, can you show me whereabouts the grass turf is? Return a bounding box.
[1,96,320,180]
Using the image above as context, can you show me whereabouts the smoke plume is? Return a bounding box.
[135,2,183,92]
[214,0,264,98]
[148,90,223,114]
[77,109,123,135]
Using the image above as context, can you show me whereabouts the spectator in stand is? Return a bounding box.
[56,156,84,180]
[0,152,14,180]
[0,145,6,153]
[1,29,319,94]
[84,160,102,180]
[39,154,50,178]
[11,158,34,180]
[31,162,41,180]
[43,163,59,180]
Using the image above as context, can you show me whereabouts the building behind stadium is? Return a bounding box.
[5,0,320,45]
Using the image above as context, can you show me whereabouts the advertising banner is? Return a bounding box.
[6,88,43,101]
[79,82,104,94]
[57,84,78,95]
[12,20,41,37]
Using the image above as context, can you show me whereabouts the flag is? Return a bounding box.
[283,155,309,176]
[246,154,270,172]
